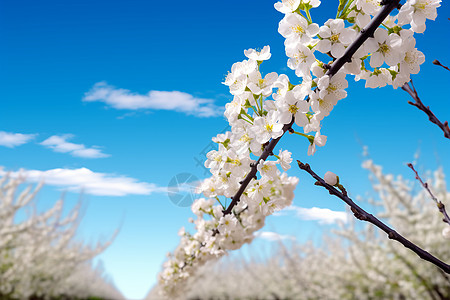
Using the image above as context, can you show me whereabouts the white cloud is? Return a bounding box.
[0,131,36,148]
[82,82,223,117]
[0,167,163,197]
[276,205,348,224]
[40,135,110,159]
[254,231,296,242]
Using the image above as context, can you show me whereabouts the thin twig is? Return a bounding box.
[297,160,450,274]
[223,0,402,216]
[407,163,450,225]
[401,80,450,140]
[433,59,450,71]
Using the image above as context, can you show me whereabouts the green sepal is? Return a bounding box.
[288,81,296,91]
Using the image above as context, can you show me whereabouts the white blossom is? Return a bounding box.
[308,131,327,156]
[366,28,402,68]
[398,0,441,33]
[315,19,356,58]
[244,45,272,61]
[247,71,278,97]
[286,41,316,78]
[355,0,381,16]
[317,71,348,103]
[278,149,293,171]
[278,13,319,45]
[274,0,301,14]
[252,112,284,144]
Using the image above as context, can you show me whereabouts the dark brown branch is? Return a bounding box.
[297,160,450,274]
[327,0,401,76]
[401,80,450,140]
[407,163,450,225]
[433,59,450,71]
[223,0,402,216]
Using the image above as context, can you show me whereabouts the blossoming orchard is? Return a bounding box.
[156,0,448,298]
[0,177,124,299]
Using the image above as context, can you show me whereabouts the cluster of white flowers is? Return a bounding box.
[157,0,442,297]
[0,175,123,299]
[279,0,440,92]
[159,134,299,296]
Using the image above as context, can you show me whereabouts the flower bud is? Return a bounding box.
[442,226,450,240]
[324,171,338,186]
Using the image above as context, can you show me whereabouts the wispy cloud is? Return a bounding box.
[254,231,296,242]
[0,167,164,197]
[83,82,223,117]
[0,131,36,148]
[276,206,348,225]
[40,135,110,159]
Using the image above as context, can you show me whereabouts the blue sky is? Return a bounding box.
[1,0,449,299]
